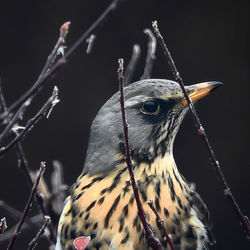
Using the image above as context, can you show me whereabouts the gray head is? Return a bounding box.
[83,79,222,175]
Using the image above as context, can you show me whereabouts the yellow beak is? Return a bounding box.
[181,81,223,106]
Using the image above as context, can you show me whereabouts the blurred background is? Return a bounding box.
[0,0,249,249]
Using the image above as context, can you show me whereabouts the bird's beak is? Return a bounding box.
[181,81,223,106]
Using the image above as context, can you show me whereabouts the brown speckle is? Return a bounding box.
[104,195,121,228]
[86,200,96,212]
[129,195,134,205]
[133,215,139,227]
[85,213,90,221]
[93,222,98,230]
[164,207,169,217]
[98,196,105,205]
[122,204,129,217]
[85,222,91,230]
[176,195,183,209]
[119,216,124,232]
[121,231,130,244]
[155,196,161,211]
[155,180,161,197]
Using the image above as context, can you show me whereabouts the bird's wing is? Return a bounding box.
[190,190,216,245]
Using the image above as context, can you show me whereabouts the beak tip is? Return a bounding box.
[210,81,224,86]
[209,81,224,92]
[184,81,224,105]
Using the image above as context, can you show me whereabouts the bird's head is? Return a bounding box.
[84,79,222,175]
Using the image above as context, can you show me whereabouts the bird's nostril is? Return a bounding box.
[187,89,195,94]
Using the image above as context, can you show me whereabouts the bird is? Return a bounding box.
[55,79,222,250]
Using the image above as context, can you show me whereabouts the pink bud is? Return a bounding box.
[60,21,71,38]
[73,236,91,250]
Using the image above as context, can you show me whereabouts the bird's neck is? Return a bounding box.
[86,152,189,202]
[82,151,188,191]
[109,151,179,180]
[134,152,176,177]
[75,152,190,227]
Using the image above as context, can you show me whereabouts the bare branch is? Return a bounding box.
[0,0,124,122]
[7,162,46,250]
[27,216,51,250]
[0,81,29,176]
[118,58,163,250]
[0,218,7,236]
[40,21,71,78]
[0,215,42,243]
[15,144,56,244]
[31,161,67,216]
[0,86,59,157]
[152,20,250,239]
[0,200,41,229]
[0,99,30,143]
[147,200,174,250]
[0,80,30,144]
[141,28,156,80]
[0,21,69,132]
[124,44,141,86]
[0,2,125,246]
[0,81,56,243]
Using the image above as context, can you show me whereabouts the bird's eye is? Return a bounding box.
[141,100,160,115]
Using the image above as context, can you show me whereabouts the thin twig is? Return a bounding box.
[0,100,30,143]
[0,86,59,157]
[0,80,30,144]
[0,81,29,175]
[147,200,174,250]
[86,34,96,54]
[124,44,141,86]
[0,218,7,236]
[7,162,46,250]
[0,200,40,229]
[118,58,163,250]
[16,143,56,244]
[141,29,156,79]
[39,21,70,78]
[0,21,69,139]
[0,215,42,243]
[0,81,56,243]
[0,0,123,122]
[0,87,58,243]
[27,216,51,250]
[152,20,250,239]
[16,143,31,176]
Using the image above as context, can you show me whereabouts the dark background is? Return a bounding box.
[0,0,249,249]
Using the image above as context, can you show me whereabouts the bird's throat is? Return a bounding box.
[73,152,189,223]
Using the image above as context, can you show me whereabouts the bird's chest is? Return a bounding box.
[60,162,193,249]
